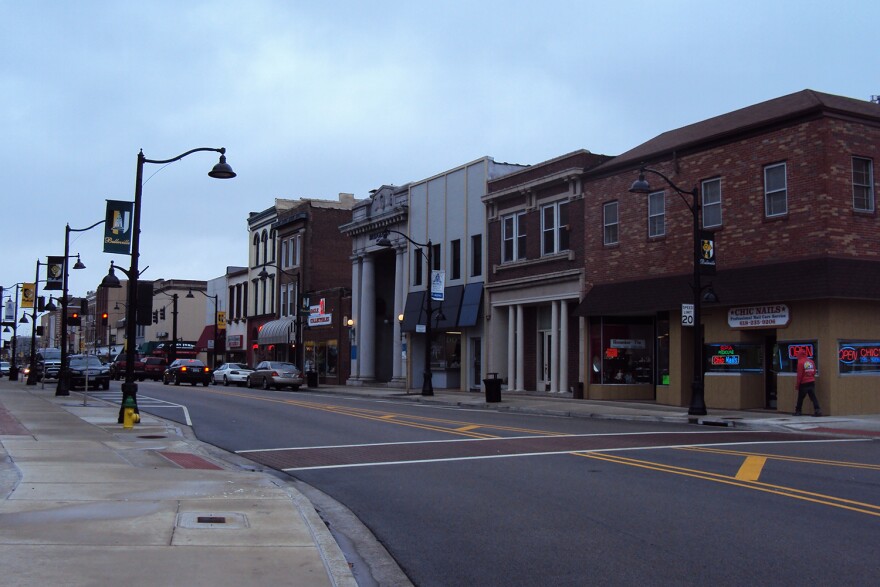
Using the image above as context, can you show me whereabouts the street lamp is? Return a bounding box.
[630,166,708,416]
[2,283,26,380]
[26,260,59,385]
[103,147,235,423]
[186,288,219,368]
[376,229,435,396]
[57,220,104,396]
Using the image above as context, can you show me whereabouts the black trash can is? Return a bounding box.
[483,373,502,403]
[306,371,318,388]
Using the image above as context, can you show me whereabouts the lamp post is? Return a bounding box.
[376,229,434,396]
[156,292,180,363]
[57,220,104,396]
[2,283,25,380]
[26,261,58,385]
[630,166,707,416]
[186,288,218,368]
[102,147,235,423]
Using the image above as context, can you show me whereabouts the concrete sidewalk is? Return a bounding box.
[0,379,357,587]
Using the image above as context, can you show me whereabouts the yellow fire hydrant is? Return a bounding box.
[122,396,138,429]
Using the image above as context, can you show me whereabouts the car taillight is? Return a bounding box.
[203,367,209,373]
[271,371,279,376]
[181,367,188,372]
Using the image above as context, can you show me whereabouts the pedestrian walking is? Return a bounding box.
[794,348,822,416]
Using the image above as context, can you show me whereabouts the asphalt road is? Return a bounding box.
[90,383,880,586]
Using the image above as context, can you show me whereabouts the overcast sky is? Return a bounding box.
[2,0,878,336]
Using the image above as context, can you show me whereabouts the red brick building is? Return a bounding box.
[575,90,880,415]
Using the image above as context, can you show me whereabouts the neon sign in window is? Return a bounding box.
[839,342,880,374]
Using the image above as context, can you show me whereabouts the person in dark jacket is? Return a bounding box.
[794,348,822,416]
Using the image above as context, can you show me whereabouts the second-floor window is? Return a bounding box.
[853,157,875,212]
[282,234,302,269]
[764,162,788,217]
[603,201,619,246]
[451,239,461,280]
[648,191,665,238]
[702,178,722,228]
[541,201,570,255]
[471,234,482,277]
[502,211,526,262]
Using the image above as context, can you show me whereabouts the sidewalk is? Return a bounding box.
[2,379,878,587]
[0,378,357,587]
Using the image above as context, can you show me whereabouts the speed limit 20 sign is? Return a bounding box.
[681,303,695,326]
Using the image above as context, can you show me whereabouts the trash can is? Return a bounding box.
[483,373,501,403]
[306,371,318,388]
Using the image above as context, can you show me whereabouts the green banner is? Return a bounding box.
[104,200,134,254]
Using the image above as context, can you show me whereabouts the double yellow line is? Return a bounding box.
[575,449,880,517]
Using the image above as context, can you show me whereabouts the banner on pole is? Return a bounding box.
[104,200,134,254]
[21,283,35,308]
[45,256,64,290]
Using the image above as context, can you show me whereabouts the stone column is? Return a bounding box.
[348,256,360,383]
[515,304,525,392]
[560,299,569,394]
[550,300,559,393]
[507,306,516,391]
[392,246,406,386]
[360,254,376,382]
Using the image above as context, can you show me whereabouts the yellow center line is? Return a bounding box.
[680,446,880,471]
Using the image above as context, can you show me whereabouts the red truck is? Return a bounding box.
[109,352,146,381]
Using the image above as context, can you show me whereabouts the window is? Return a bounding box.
[502,211,526,262]
[432,243,441,271]
[648,191,665,237]
[470,234,482,277]
[280,282,297,317]
[413,248,423,286]
[706,343,765,373]
[261,230,269,265]
[451,239,461,280]
[589,317,654,384]
[853,157,875,212]
[541,201,570,255]
[702,178,722,228]
[252,233,260,266]
[603,201,619,245]
[764,163,787,217]
[281,234,301,269]
[775,341,818,374]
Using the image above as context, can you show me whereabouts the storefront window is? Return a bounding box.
[304,340,339,378]
[429,333,461,369]
[838,341,880,375]
[589,318,654,384]
[775,341,818,374]
[705,343,764,373]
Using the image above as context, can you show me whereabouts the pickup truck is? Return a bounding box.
[109,353,146,381]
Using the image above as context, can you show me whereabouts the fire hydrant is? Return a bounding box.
[122,396,138,429]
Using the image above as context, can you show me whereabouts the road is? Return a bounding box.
[88,382,880,586]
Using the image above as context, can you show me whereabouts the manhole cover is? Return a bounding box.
[177,512,249,529]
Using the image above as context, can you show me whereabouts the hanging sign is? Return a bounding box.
[45,256,64,290]
[104,200,134,254]
[21,283,35,308]
[699,231,716,275]
[431,270,445,301]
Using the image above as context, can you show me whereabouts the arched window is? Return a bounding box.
[261,230,268,265]
[252,232,261,266]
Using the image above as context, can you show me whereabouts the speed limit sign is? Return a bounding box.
[681,304,695,326]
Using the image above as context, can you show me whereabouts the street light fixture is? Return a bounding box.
[104,147,235,424]
[376,229,435,396]
[57,221,104,396]
[629,166,708,416]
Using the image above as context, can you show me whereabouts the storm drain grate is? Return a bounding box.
[177,512,249,529]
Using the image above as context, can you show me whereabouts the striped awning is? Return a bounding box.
[257,317,297,345]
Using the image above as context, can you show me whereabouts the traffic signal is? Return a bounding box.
[69,312,81,326]
[152,310,158,324]
[101,312,109,326]
[159,307,166,321]
[36,326,44,336]
[80,298,88,316]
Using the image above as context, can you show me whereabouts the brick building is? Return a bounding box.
[575,90,880,415]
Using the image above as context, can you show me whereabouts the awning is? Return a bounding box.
[195,325,216,351]
[257,317,296,345]
[457,282,483,327]
[400,285,466,332]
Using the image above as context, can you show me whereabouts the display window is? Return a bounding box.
[775,341,818,374]
[705,343,764,373]
[838,341,880,374]
[589,318,654,384]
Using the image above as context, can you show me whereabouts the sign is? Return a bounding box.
[21,283,35,308]
[308,314,332,327]
[681,303,695,327]
[415,324,426,333]
[711,345,739,365]
[227,334,243,349]
[699,231,716,275]
[104,200,134,254]
[728,304,790,329]
[610,339,646,349]
[217,311,226,330]
[431,270,445,301]
[45,256,64,291]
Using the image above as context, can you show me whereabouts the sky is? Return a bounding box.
[2,0,879,338]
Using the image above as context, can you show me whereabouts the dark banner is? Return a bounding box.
[45,256,64,290]
[699,230,716,276]
[104,199,134,254]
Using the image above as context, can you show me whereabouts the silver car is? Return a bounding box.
[212,363,254,386]
[247,361,303,391]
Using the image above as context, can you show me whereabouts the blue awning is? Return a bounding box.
[457,282,483,327]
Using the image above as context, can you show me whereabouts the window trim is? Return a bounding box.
[603,201,619,246]
[852,156,875,212]
[764,162,788,218]
[647,191,665,238]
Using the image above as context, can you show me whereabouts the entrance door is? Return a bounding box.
[471,337,481,391]
[539,331,552,391]
[764,333,778,409]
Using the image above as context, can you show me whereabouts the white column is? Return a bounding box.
[360,254,376,381]
[515,304,525,391]
[560,299,569,394]
[349,257,361,383]
[392,246,405,384]
[550,300,559,393]
[507,306,516,390]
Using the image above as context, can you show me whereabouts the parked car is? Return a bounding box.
[143,357,168,381]
[162,358,211,386]
[68,354,111,390]
[35,348,62,381]
[212,363,254,386]
[247,361,303,391]
[109,352,146,381]
[0,361,9,376]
